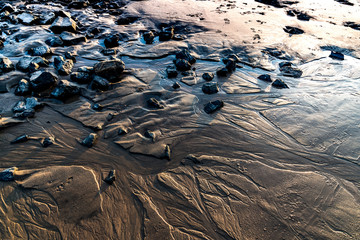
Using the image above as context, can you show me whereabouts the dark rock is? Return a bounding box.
[16,56,49,72]
[65,52,76,62]
[104,34,120,48]
[144,130,155,141]
[17,13,36,25]
[329,51,344,60]
[163,145,171,160]
[287,10,312,21]
[263,48,292,60]
[93,59,125,82]
[143,31,155,44]
[12,97,42,113]
[40,137,54,147]
[104,170,116,185]
[335,0,354,6]
[283,26,304,35]
[159,27,174,41]
[166,66,178,78]
[70,71,92,84]
[68,0,90,9]
[0,57,14,74]
[176,49,196,64]
[115,15,139,25]
[255,0,283,8]
[224,58,236,72]
[45,36,63,47]
[54,56,74,75]
[204,100,224,114]
[0,40,4,49]
[90,75,110,91]
[1,4,15,13]
[92,103,103,111]
[15,79,31,95]
[147,98,164,109]
[118,127,127,135]
[202,82,219,94]
[78,66,93,73]
[279,63,302,78]
[51,80,79,100]
[28,45,51,57]
[258,74,272,82]
[29,71,58,92]
[0,167,17,181]
[81,133,97,147]
[174,59,191,71]
[216,67,229,77]
[272,79,289,89]
[38,12,56,25]
[172,82,180,89]
[13,109,35,119]
[344,21,360,31]
[50,17,77,33]
[59,31,87,46]
[202,72,214,81]
[28,62,40,73]
[11,134,30,144]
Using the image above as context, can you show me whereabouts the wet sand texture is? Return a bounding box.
[0,0,360,239]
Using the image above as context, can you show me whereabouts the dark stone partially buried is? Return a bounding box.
[70,71,92,84]
[40,137,54,147]
[90,75,110,91]
[15,79,31,96]
[81,133,97,147]
[147,98,164,109]
[93,59,125,82]
[54,56,74,75]
[29,71,58,92]
[174,59,191,71]
[12,97,42,113]
[329,51,344,60]
[202,72,214,81]
[283,26,304,35]
[50,17,77,33]
[202,82,219,94]
[258,74,272,82]
[204,100,224,114]
[51,80,80,100]
[45,36,63,47]
[0,56,14,74]
[11,134,30,144]
[176,49,196,64]
[143,31,155,44]
[116,15,139,25]
[272,79,289,89]
[166,66,178,78]
[60,32,87,46]
[159,27,174,41]
[104,34,120,48]
[28,45,51,57]
[16,56,49,72]
[0,167,17,181]
[280,65,302,78]
[104,170,116,185]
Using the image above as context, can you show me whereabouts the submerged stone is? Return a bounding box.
[81,133,98,147]
[204,100,224,114]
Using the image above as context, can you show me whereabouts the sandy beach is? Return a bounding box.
[0,0,359,239]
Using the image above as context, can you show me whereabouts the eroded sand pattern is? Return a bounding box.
[0,0,360,239]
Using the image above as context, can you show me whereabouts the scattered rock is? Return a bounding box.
[283,26,304,35]
[13,109,35,119]
[28,45,51,57]
[204,100,224,114]
[115,15,139,25]
[104,169,116,184]
[92,103,103,111]
[11,134,30,144]
[54,56,74,75]
[40,137,54,147]
[147,98,164,109]
[38,11,56,25]
[202,82,219,94]
[258,74,272,82]
[15,79,31,96]
[0,3,15,13]
[163,145,171,160]
[176,49,196,64]
[172,82,180,89]
[144,130,156,141]
[329,51,344,60]
[143,31,155,44]
[174,59,191,71]
[45,36,63,47]
[0,167,17,181]
[29,71,58,92]
[279,62,302,78]
[118,127,127,135]
[70,71,92,84]
[51,80,80,100]
[344,21,360,31]
[93,59,125,82]
[60,31,87,46]
[0,56,14,74]
[65,52,76,62]
[81,133,97,147]
[16,56,49,72]
[255,0,283,8]
[202,72,214,81]
[166,66,178,78]
[17,13,36,25]
[216,67,229,77]
[104,34,120,48]
[50,17,77,33]
[159,26,174,41]
[90,75,110,91]
[12,97,42,113]
[272,79,289,88]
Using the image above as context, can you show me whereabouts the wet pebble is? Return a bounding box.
[93,59,125,82]
[81,133,98,147]
[92,103,103,111]
[11,134,30,144]
[166,66,178,78]
[258,74,272,82]
[16,56,49,72]
[147,98,164,109]
[54,56,74,75]
[12,97,42,113]
[104,169,116,185]
[172,82,180,89]
[204,100,224,114]
[60,31,87,46]
[202,82,219,94]
[0,56,14,74]
[28,45,51,57]
[50,16,77,33]
[329,51,344,60]
[283,26,304,35]
[202,72,214,81]
[14,79,31,96]
[45,36,63,47]
[90,75,110,91]
[174,59,191,71]
[104,34,120,48]
[143,31,155,44]
[40,137,54,147]
[29,71,58,92]
[272,79,289,89]
[51,80,80,100]
[0,167,18,181]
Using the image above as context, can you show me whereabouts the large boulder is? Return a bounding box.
[93,59,125,82]
[29,71,58,92]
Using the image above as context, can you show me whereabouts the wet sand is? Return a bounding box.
[0,0,360,239]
